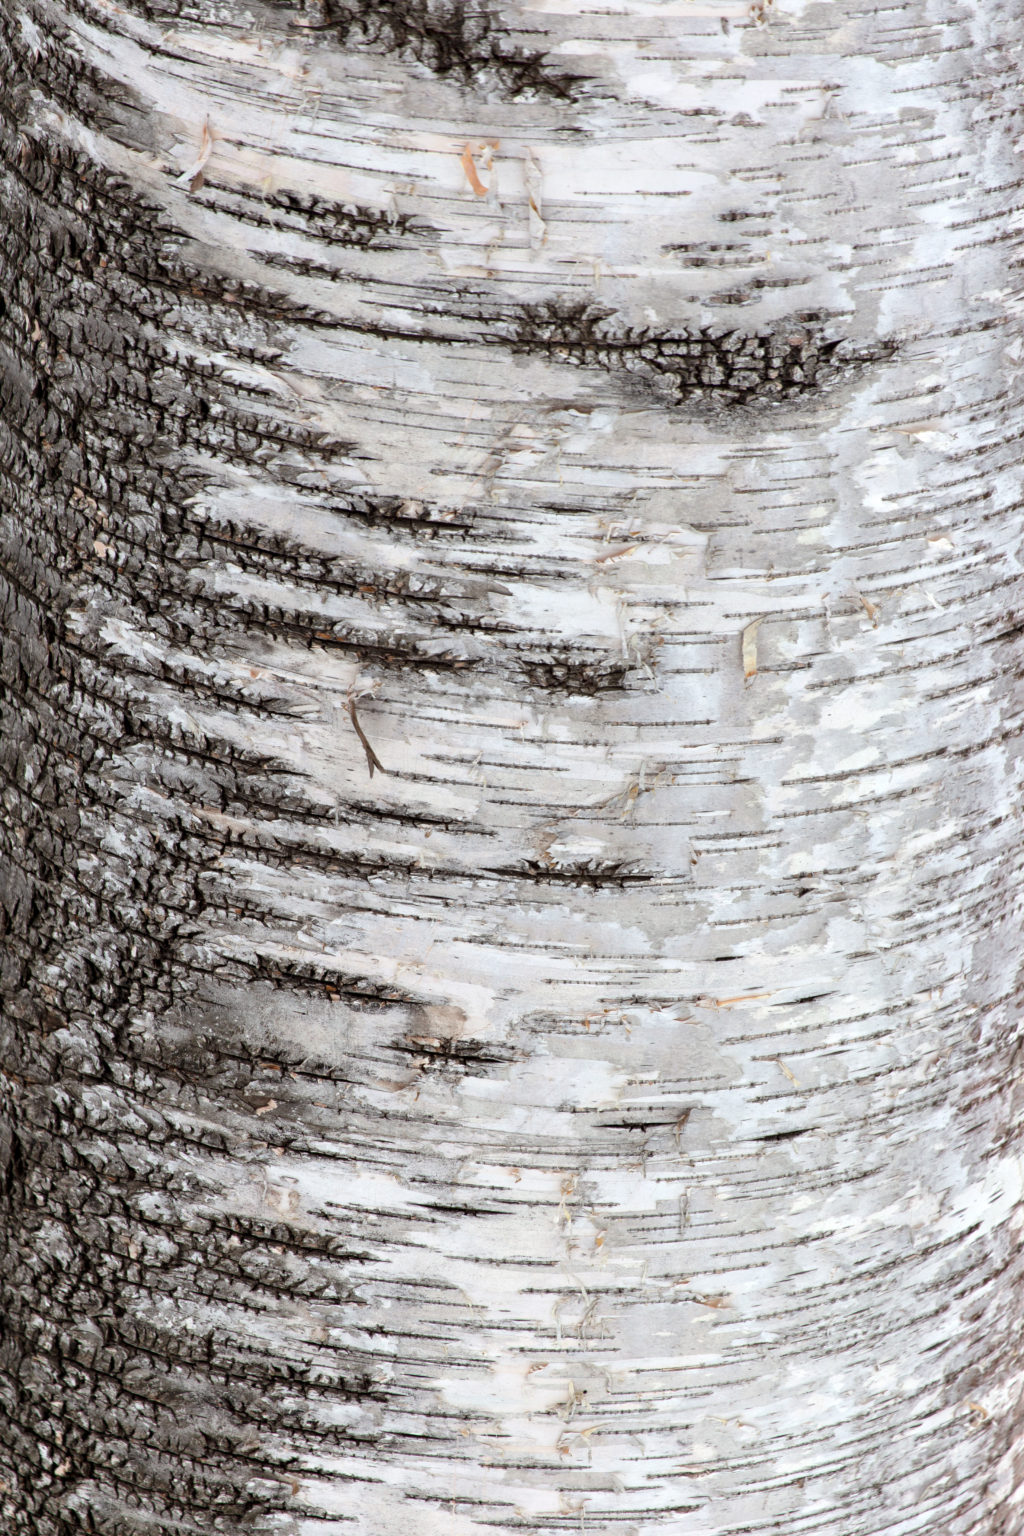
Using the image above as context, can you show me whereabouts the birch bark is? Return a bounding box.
[1,1,1023,1533]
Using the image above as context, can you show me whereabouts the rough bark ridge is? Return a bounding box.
[1,0,1023,1532]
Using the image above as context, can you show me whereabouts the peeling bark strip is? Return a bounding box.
[347,697,386,778]
[1,1,1024,1534]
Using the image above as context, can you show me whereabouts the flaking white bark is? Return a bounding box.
[3,0,1024,1533]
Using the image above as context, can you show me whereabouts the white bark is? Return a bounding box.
[2,0,1023,1533]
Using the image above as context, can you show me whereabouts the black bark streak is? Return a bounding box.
[501,859,651,890]
[192,177,426,252]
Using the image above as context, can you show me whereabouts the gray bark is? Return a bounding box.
[1,0,1023,1532]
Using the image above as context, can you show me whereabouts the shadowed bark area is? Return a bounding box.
[1,1,1024,1534]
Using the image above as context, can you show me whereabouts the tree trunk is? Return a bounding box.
[1,0,1023,1531]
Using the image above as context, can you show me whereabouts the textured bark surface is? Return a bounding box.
[1,0,1024,1532]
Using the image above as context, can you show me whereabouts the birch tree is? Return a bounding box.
[1,0,1023,1532]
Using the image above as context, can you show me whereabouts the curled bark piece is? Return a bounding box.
[742,616,765,681]
[348,697,386,778]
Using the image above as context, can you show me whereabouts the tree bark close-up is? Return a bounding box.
[2,0,1024,1532]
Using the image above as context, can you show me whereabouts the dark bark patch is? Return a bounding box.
[518,645,632,696]
[390,1034,516,1078]
[327,493,485,542]
[279,0,581,100]
[0,27,396,1524]
[501,300,896,406]
[4,6,155,151]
